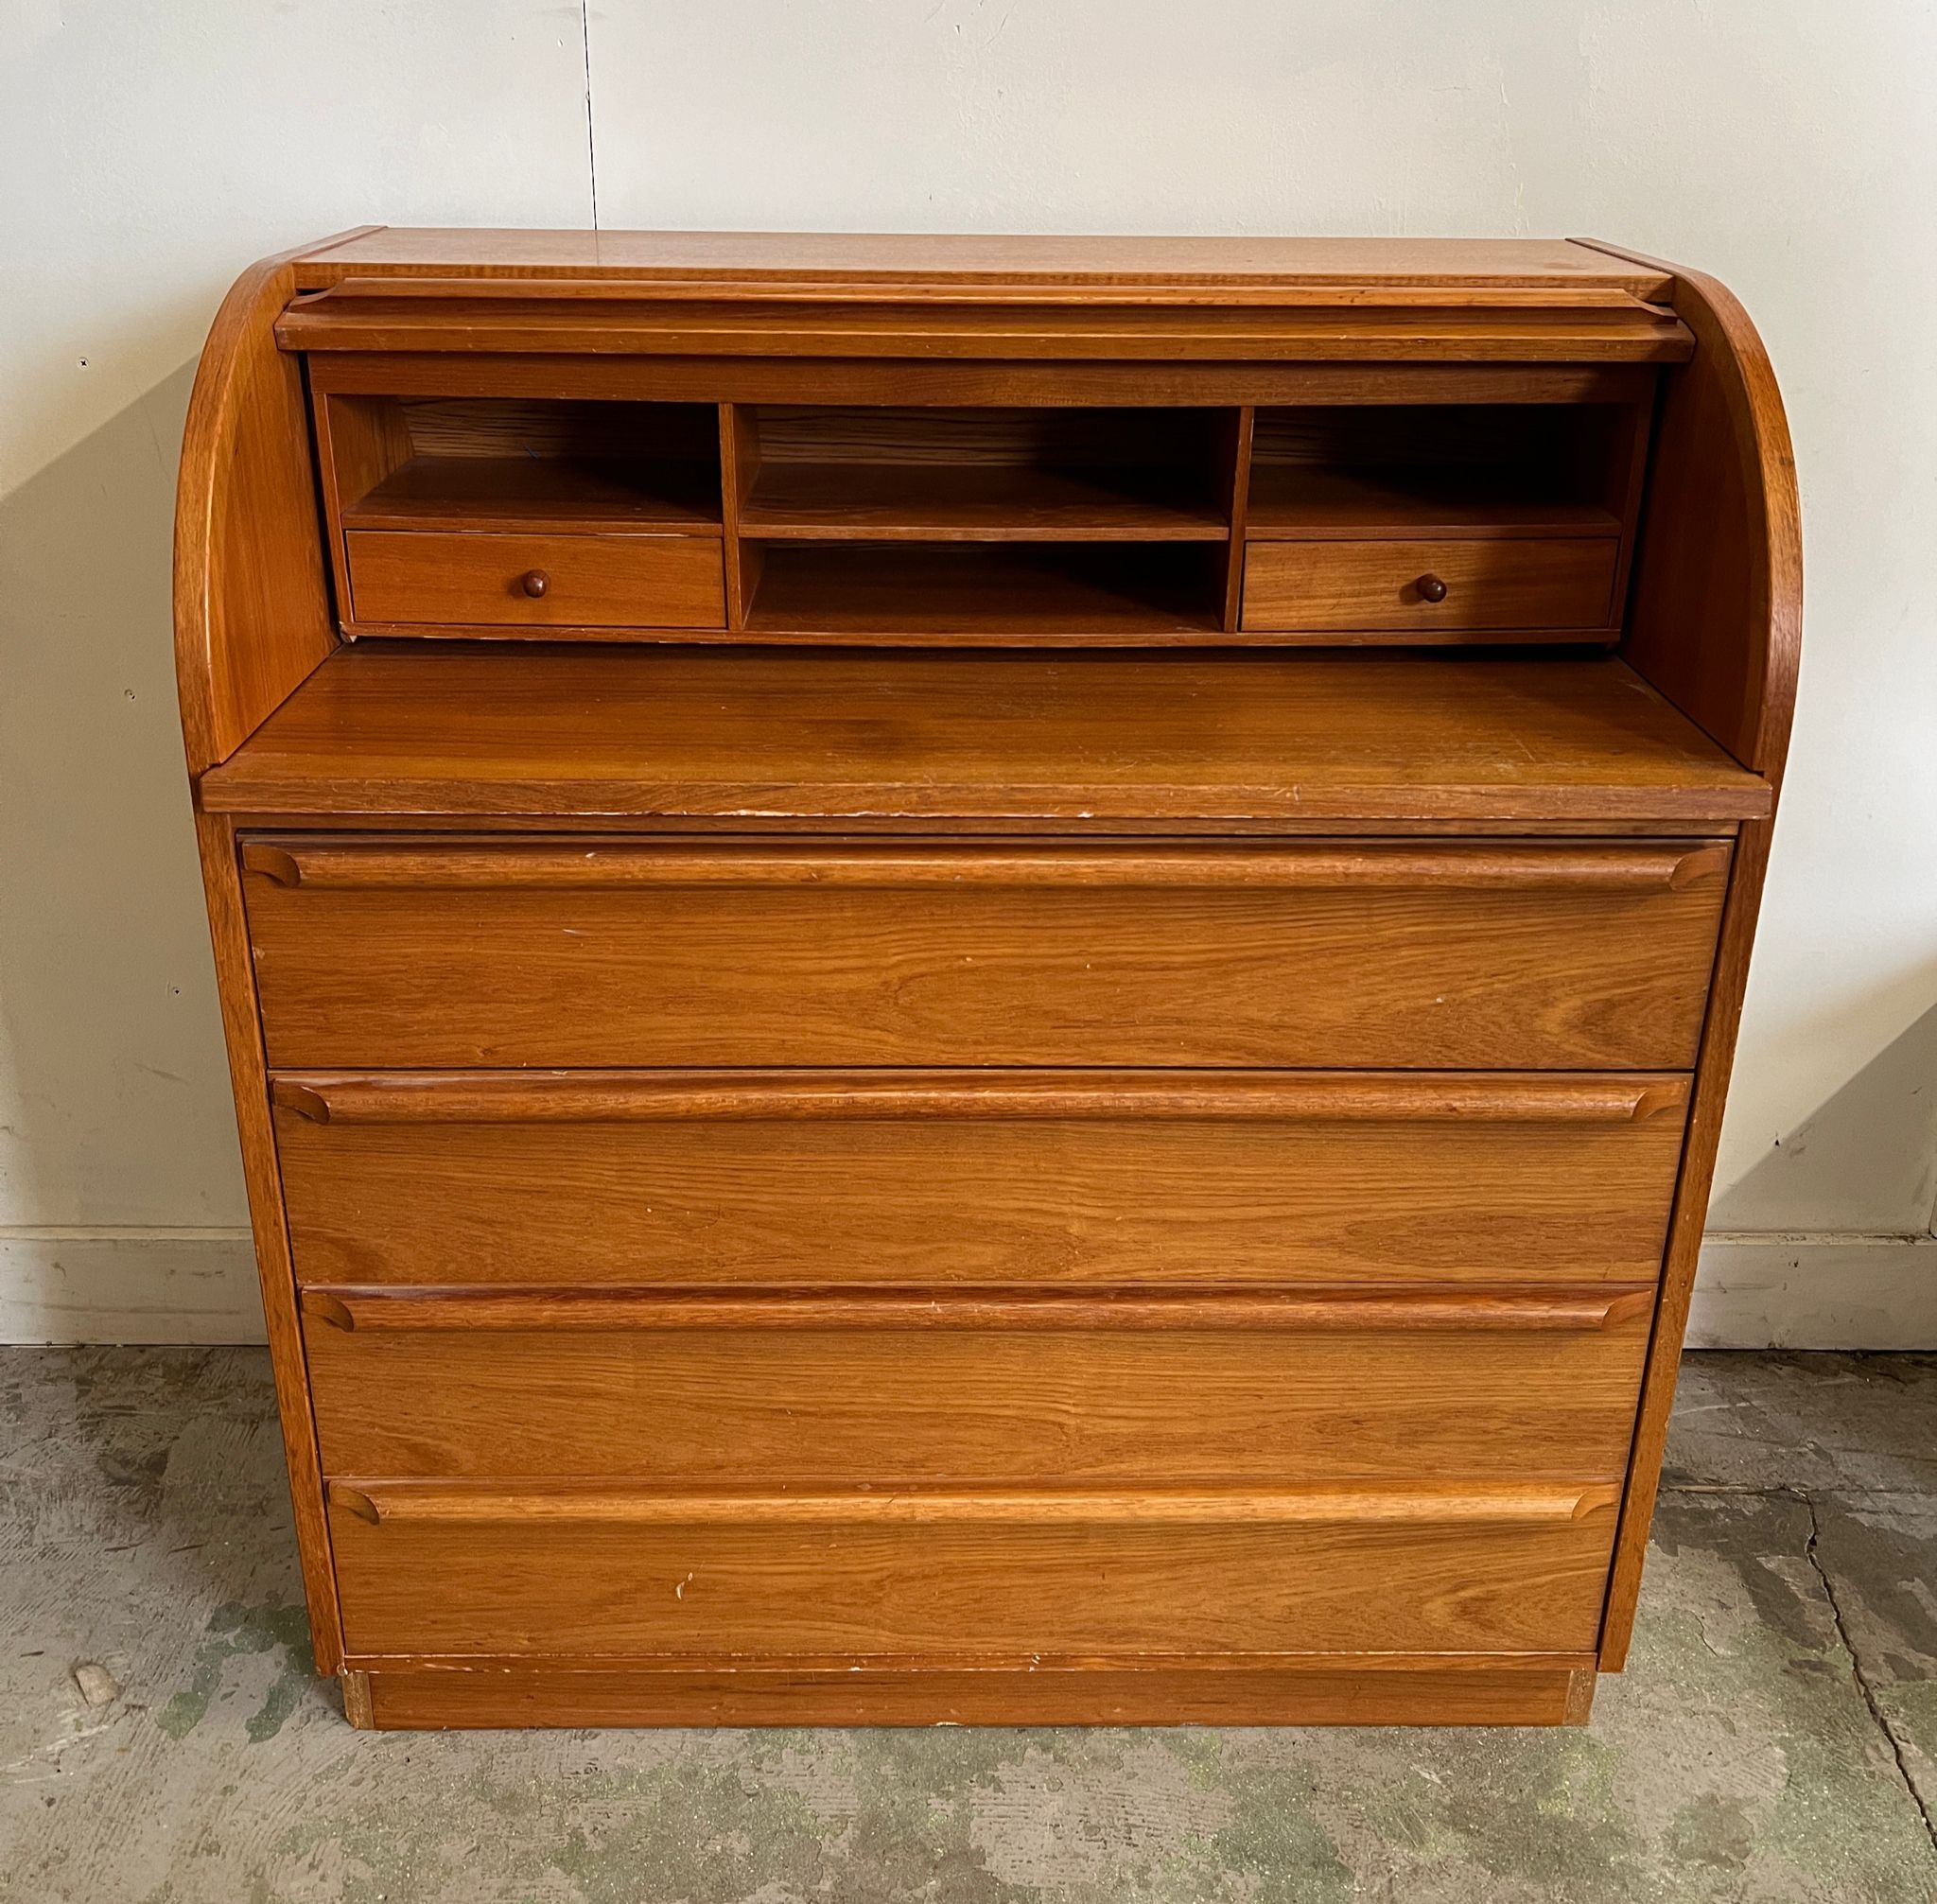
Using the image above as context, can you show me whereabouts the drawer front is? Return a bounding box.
[242,838,1730,1069]
[345,529,725,629]
[304,1292,1654,1485]
[327,1484,1621,1659]
[1242,537,1618,634]
[273,1071,1688,1288]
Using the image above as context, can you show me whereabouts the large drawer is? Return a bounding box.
[241,837,1731,1069]
[304,1285,1653,1485]
[272,1070,1688,1288]
[345,529,725,630]
[326,1481,1621,1659]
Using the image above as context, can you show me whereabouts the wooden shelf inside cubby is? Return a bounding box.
[342,456,723,535]
[739,462,1229,541]
[1246,465,1621,541]
[311,393,1650,646]
[742,543,1225,639]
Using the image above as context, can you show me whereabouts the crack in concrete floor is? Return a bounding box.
[1645,1464,1937,1834]
[1658,1471,1937,1846]
[1796,1486,1937,1854]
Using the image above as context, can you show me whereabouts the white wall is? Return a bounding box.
[4,0,1934,1344]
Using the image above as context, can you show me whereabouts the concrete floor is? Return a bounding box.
[1,1350,1934,1904]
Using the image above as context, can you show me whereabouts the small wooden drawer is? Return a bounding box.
[344,530,725,630]
[1242,537,1618,635]
[303,1284,1654,1486]
[240,837,1731,1070]
[271,1071,1688,1289]
[325,1480,1622,1659]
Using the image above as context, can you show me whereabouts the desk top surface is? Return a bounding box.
[293,230,1673,299]
[201,644,1769,827]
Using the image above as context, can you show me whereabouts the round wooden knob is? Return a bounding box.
[518,569,550,599]
[1415,573,1449,604]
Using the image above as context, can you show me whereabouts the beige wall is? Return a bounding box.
[4,0,1933,1342]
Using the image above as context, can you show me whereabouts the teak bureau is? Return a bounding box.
[174,230,1798,1730]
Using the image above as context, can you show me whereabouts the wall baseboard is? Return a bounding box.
[1,1229,1933,1350]
[0,1229,264,1344]
[1688,1231,1937,1350]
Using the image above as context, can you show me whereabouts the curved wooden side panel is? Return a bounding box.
[175,235,368,772]
[1574,245,1801,1668]
[174,234,375,1673]
[1579,242,1802,777]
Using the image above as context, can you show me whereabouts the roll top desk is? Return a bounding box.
[174,231,1797,1729]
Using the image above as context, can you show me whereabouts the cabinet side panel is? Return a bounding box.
[1574,249,1798,1668]
[1600,816,1775,1668]
[192,811,343,1671]
[1582,244,1801,778]
[175,238,367,770]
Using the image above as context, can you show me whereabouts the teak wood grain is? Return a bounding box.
[175,231,1796,1729]
[325,1487,1621,1659]
[347,1661,1597,1730]
[344,528,725,631]
[740,459,1230,541]
[175,238,354,770]
[288,230,1678,298]
[305,352,1660,412]
[239,836,1729,1071]
[186,812,343,1668]
[297,1284,1657,1334]
[1244,467,1622,539]
[275,288,1693,364]
[302,1301,1651,1487]
[341,458,723,533]
[1571,247,1802,1668]
[741,542,1225,640]
[307,389,1663,650]
[329,1479,1619,1528]
[1241,536,1618,637]
[196,644,1771,824]
[1581,242,1803,777]
[270,1069,1687,1289]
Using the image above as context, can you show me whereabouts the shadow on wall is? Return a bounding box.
[1711,988,1937,1238]
[1695,986,1937,1348]
[0,360,259,1339]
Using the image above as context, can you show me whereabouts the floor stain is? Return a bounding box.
[157,1601,312,1743]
